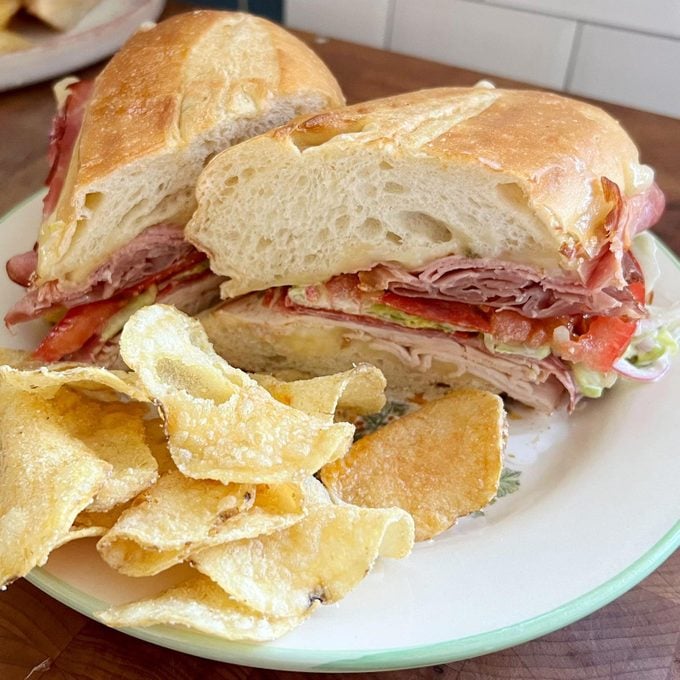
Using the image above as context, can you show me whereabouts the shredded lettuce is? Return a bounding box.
[572,364,618,398]
[624,304,680,367]
[367,303,462,333]
[482,334,550,360]
[100,285,157,342]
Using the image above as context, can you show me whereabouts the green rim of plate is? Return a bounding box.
[26,521,680,671]
[7,193,680,671]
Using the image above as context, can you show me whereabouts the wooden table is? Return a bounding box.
[1,4,679,679]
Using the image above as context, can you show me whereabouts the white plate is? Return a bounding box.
[3,194,680,672]
[0,0,165,91]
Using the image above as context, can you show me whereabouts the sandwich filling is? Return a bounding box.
[5,224,224,363]
[4,79,224,364]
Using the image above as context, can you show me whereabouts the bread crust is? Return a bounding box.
[39,10,344,282]
[75,11,342,192]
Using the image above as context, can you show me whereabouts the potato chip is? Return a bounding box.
[320,389,506,541]
[0,0,20,29]
[74,504,130,534]
[182,476,331,548]
[190,503,414,618]
[0,364,147,402]
[0,29,30,55]
[97,471,255,576]
[54,525,107,548]
[253,364,386,421]
[0,391,110,586]
[143,418,176,475]
[297,475,332,507]
[50,389,158,512]
[74,418,171,532]
[0,348,40,369]
[119,305,354,484]
[97,575,309,641]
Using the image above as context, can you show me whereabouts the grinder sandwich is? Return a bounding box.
[190,85,675,411]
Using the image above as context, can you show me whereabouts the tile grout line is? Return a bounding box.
[471,0,680,42]
[384,0,397,50]
[562,20,583,93]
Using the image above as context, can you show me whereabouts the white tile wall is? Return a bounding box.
[569,24,680,118]
[390,0,576,89]
[483,0,680,40]
[283,0,680,116]
[284,0,392,48]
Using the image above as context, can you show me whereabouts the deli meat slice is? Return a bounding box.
[268,295,579,411]
[5,224,195,325]
[43,79,95,219]
[357,328,574,412]
[6,249,38,288]
[363,256,641,319]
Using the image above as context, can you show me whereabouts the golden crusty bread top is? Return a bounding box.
[37,10,344,284]
[76,10,343,189]
[275,86,648,244]
[187,85,655,298]
[78,10,343,183]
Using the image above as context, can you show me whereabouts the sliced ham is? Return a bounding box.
[354,330,574,412]
[5,224,195,326]
[43,79,94,219]
[361,250,643,320]
[363,250,644,320]
[607,178,665,248]
[360,260,625,318]
[6,249,38,288]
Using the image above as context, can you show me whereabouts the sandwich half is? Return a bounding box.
[4,9,344,364]
[190,86,673,411]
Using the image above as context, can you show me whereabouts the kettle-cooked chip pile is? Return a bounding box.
[0,305,505,640]
[0,306,421,640]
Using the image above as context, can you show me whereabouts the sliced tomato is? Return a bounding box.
[32,251,209,362]
[628,280,646,305]
[554,253,643,372]
[33,297,127,362]
[380,291,491,332]
[489,310,534,346]
[490,310,572,349]
[554,315,637,373]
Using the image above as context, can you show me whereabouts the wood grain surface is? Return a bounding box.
[0,2,678,679]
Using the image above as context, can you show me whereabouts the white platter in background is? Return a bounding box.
[0,0,165,91]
